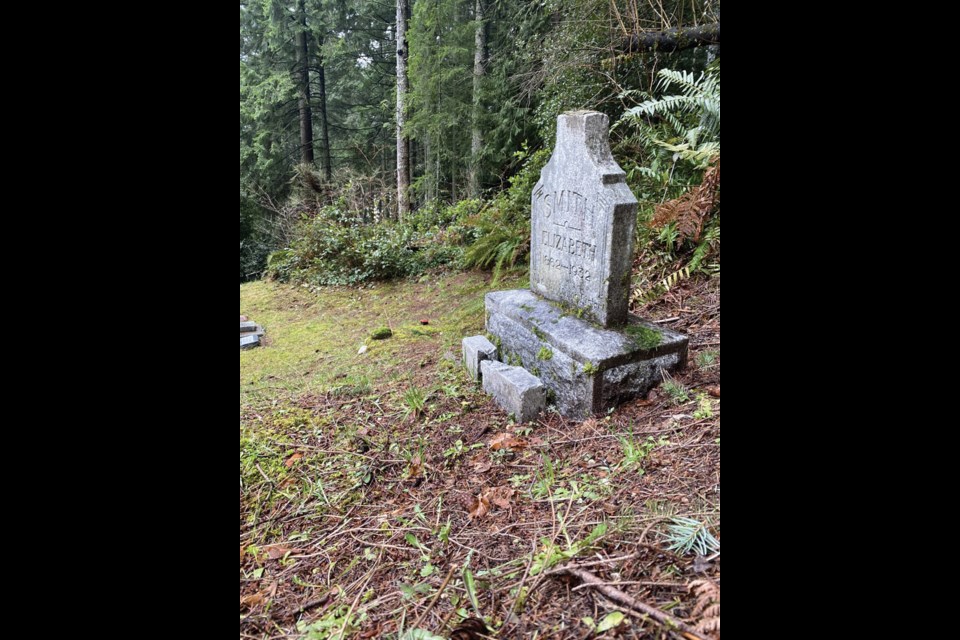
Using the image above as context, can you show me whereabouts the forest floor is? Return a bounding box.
[240,270,721,640]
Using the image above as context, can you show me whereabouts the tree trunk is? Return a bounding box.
[623,23,720,54]
[469,0,488,199]
[396,0,411,221]
[316,34,333,182]
[296,0,315,165]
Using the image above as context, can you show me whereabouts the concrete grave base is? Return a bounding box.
[486,289,688,420]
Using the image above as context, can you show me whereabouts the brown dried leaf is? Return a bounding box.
[263,544,300,560]
[407,455,423,478]
[490,433,528,452]
[468,494,490,520]
[240,592,264,608]
[241,581,278,609]
[285,453,304,468]
[488,486,515,510]
[474,459,493,474]
[706,385,720,398]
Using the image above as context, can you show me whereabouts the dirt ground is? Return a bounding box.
[240,271,720,639]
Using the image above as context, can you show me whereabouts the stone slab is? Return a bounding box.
[240,335,261,350]
[240,321,259,333]
[481,360,547,423]
[463,335,498,383]
[530,111,638,328]
[486,289,688,420]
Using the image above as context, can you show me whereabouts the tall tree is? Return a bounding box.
[469,0,488,198]
[396,0,411,220]
[296,0,316,165]
[316,33,332,180]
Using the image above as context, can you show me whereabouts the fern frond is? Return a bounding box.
[689,579,721,639]
[661,266,692,291]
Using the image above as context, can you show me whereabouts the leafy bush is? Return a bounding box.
[267,148,549,287]
[266,204,468,286]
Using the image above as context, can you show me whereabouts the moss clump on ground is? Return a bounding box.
[371,327,393,340]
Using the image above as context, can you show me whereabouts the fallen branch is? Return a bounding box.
[552,567,708,640]
[623,23,720,54]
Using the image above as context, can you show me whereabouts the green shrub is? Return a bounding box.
[264,147,548,287]
[463,147,549,281]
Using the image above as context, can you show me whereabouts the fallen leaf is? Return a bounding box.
[407,456,423,478]
[597,611,626,632]
[707,385,720,398]
[241,581,278,609]
[487,486,515,510]
[473,460,493,474]
[285,453,304,468]
[468,494,490,520]
[263,544,301,560]
[240,545,247,564]
[240,592,264,607]
[490,433,528,452]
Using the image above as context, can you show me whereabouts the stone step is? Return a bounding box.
[462,335,498,382]
[240,335,261,350]
[240,321,259,333]
[480,361,546,424]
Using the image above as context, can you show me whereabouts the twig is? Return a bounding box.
[410,564,459,632]
[552,567,708,640]
[256,463,273,485]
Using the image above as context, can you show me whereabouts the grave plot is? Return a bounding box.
[465,111,688,420]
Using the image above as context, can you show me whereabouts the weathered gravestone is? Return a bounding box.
[240,318,265,349]
[485,111,688,420]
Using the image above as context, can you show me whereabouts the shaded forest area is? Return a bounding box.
[240,0,720,297]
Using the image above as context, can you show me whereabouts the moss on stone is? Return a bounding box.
[625,324,662,350]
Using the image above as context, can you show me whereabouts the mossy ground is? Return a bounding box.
[240,272,519,400]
